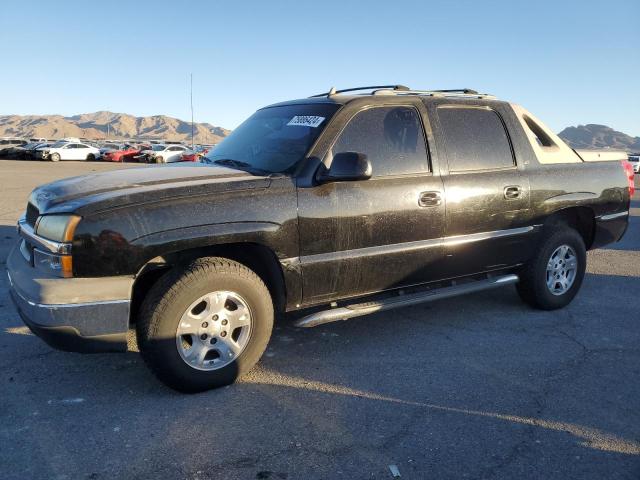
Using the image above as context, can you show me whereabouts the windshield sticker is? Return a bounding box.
[287,116,325,128]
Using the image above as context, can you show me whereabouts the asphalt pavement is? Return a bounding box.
[0,159,638,480]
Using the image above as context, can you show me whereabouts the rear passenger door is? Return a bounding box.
[76,144,90,160]
[297,102,445,304]
[430,103,531,276]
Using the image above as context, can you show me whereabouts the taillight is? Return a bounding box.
[621,160,635,197]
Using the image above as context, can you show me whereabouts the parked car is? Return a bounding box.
[40,141,101,161]
[0,138,28,156]
[628,154,639,173]
[145,144,190,163]
[180,145,211,162]
[104,145,147,162]
[7,86,633,393]
[0,141,39,159]
[24,142,53,159]
[35,140,67,160]
[98,143,129,159]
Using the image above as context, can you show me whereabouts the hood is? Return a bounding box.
[28,163,271,216]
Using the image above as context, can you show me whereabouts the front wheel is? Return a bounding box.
[137,257,274,392]
[50,153,60,162]
[517,227,586,310]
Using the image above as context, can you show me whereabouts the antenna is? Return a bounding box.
[190,73,194,150]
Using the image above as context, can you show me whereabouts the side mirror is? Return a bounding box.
[321,152,372,183]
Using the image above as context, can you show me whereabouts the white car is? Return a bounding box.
[41,141,101,162]
[144,144,190,163]
[628,154,640,174]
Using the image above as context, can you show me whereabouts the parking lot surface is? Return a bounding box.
[1,159,639,480]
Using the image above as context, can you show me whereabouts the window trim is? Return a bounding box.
[436,104,517,174]
[323,103,433,178]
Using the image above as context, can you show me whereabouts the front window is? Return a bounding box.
[330,106,429,177]
[203,103,340,173]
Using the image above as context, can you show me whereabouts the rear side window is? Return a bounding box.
[437,107,514,172]
[331,106,429,176]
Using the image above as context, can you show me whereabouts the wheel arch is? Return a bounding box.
[543,206,596,250]
[129,242,287,326]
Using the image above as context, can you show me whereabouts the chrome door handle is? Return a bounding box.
[504,186,522,200]
[419,191,442,207]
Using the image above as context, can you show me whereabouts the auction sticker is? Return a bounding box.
[287,116,325,128]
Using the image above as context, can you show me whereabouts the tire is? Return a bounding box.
[50,153,60,162]
[516,227,586,310]
[86,153,95,162]
[136,257,274,392]
[155,156,164,164]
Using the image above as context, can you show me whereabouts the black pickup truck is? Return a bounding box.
[7,86,634,392]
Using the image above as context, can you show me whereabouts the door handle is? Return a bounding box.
[504,186,522,200]
[419,191,442,207]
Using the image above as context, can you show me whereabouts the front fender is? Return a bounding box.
[132,221,287,263]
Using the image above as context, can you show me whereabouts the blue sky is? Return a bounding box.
[1,0,638,135]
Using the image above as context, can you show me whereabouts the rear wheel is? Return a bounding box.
[86,153,95,161]
[517,227,586,310]
[137,257,274,392]
[50,153,60,162]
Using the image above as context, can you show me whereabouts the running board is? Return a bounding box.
[294,274,519,328]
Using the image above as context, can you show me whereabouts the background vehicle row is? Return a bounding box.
[0,137,217,163]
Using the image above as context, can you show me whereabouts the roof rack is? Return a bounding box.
[310,85,495,99]
[309,85,410,98]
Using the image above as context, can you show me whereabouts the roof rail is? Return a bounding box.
[372,88,495,99]
[310,85,410,98]
[311,86,495,99]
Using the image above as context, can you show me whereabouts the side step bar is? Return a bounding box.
[294,274,519,328]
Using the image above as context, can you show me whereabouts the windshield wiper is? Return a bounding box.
[212,158,269,175]
[213,158,252,169]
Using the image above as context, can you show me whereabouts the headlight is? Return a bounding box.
[33,214,81,278]
[36,214,81,242]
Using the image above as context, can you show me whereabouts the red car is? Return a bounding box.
[104,145,149,162]
[179,146,211,162]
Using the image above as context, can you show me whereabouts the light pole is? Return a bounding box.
[190,73,194,150]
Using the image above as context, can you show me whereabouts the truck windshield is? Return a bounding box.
[203,103,340,173]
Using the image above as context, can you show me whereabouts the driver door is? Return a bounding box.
[297,103,445,305]
[61,144,75,160]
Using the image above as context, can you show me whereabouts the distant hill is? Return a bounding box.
[0,111,230,144]
[558,124,640,152]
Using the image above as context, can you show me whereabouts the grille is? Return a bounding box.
[26,202,39,226]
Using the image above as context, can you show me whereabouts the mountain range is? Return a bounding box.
[1,112,638,153]
[0,111,230,144]
[558,124,640,152]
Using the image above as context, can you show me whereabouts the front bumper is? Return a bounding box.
[7,245,134,353]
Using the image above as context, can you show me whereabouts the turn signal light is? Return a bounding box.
[621,160,635,197]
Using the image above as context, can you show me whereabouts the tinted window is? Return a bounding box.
[437,107,514,172]
[331,106,429,177]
